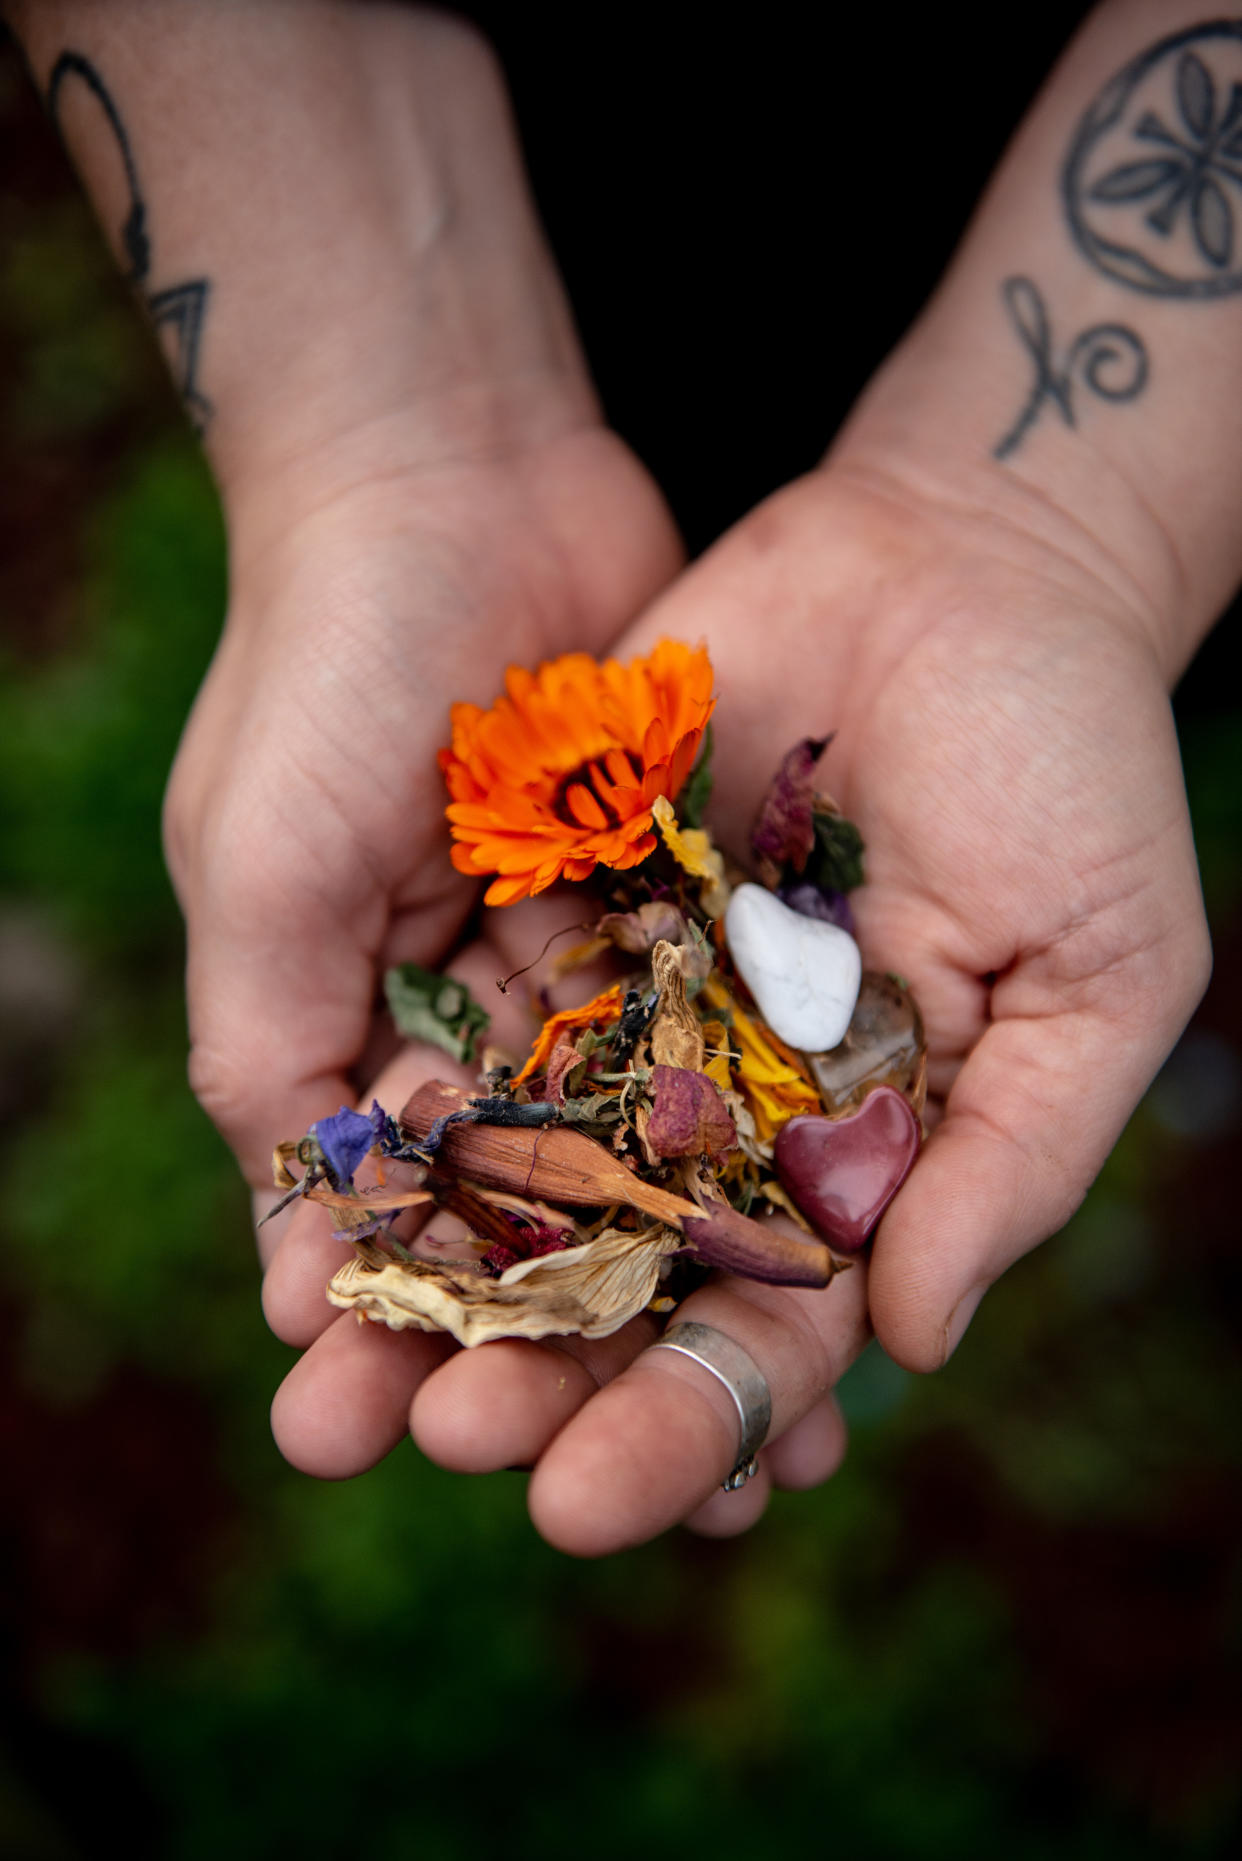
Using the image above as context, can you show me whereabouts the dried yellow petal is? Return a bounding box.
[651,797,730,918]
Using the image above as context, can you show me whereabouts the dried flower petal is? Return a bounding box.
[512,983,626,1087]
[543,1036,590,1105]
[778,881,856,934]
[751,737,828,884]
[644,1065,736,1159]
[311,1103,384,1185]
[699,977,819,1143]
[597,901,691,953]
[480,1216,576,1277]
[327,1224,680,1345]
[651,798,730,918]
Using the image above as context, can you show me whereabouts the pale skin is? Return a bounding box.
[9,0,1223,1550]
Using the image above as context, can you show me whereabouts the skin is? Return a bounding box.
[9,0,1224,1552]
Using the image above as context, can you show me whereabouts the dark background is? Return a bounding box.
[3,8,1241,1858]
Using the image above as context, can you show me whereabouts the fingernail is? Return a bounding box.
[941,1285,985,1366]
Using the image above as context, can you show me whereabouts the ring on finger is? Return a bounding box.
[646,1320,772,1491]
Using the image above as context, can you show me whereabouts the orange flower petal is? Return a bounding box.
[513,982,626,1084]
[565,782,608,829]
[440,642,715,904]
[484,873,534,906]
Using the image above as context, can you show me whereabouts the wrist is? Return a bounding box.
[18,2,596,513]
[826,0,1242,688]
[828,367,1188,686]
[197,7,597,513]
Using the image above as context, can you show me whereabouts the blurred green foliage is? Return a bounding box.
[2,33,1241,1861]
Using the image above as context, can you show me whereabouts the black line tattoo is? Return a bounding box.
[992,276,1148,461]
[1063,21,1242,296]
[48,50,213,433]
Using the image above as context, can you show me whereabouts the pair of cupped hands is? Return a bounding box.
[163,250,1208,1560]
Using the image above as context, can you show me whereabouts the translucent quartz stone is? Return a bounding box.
[807,970,925,1117]
[773,1086,920,1253]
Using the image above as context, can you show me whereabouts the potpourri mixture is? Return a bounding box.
[269,641,927,1346]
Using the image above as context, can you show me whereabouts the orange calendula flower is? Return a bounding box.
[513,982,626,1086]
[440,640,715,907]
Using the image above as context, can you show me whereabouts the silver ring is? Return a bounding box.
[647,1320,772,1491]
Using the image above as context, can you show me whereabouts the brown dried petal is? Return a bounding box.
[327,1223,679,1345]
[597,902,690,953]
[544,1035,588,1105]
[645,1065,736,1160]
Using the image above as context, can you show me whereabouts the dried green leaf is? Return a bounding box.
[805,806,865,895]
[558,1093,624,1125]
[384,962,490,1062]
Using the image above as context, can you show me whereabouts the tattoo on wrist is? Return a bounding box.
[992,275,1147,461]
[1063,21,1242,297]
[48,51,213,434]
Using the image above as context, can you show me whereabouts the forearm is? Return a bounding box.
[6,0,592,539]
[832,0,1242,681]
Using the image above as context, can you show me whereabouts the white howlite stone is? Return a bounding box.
[724,883,862,1052]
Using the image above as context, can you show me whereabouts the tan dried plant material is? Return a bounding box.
[327,1223,680,1347]
[647,939,705,1072]
[757,1179,816,1232]
[597,900,689,954]
[272,1141,302,1192]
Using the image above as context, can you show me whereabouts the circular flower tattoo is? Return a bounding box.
[1063,22,1242,297]
[439,639,715,905]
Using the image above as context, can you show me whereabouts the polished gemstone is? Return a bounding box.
[808,970,925,1116]
[724,882,861,1051]
[774,1086,920,1252]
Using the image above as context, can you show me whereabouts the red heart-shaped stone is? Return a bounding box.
[773,1086,920,1253]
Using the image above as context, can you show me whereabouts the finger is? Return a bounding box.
[869,945,1208,1373]
[527,1241,871,1557]
[270,1309,453,1479]
[409,1313,659,1473]
[683,1460,771,1538]
[763,1392,848,1490]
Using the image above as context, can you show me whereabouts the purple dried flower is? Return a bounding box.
[778,882,856,935]
[750,737,829,880]
[312,1103,383,1185]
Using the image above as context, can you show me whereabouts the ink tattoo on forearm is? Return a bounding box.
[1062,20,1242,298]
[994,19,1242,460]
[48,51,212,434]
[992,276,1147,460]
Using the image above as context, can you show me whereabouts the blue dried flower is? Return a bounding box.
[312,1104,382,1185]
